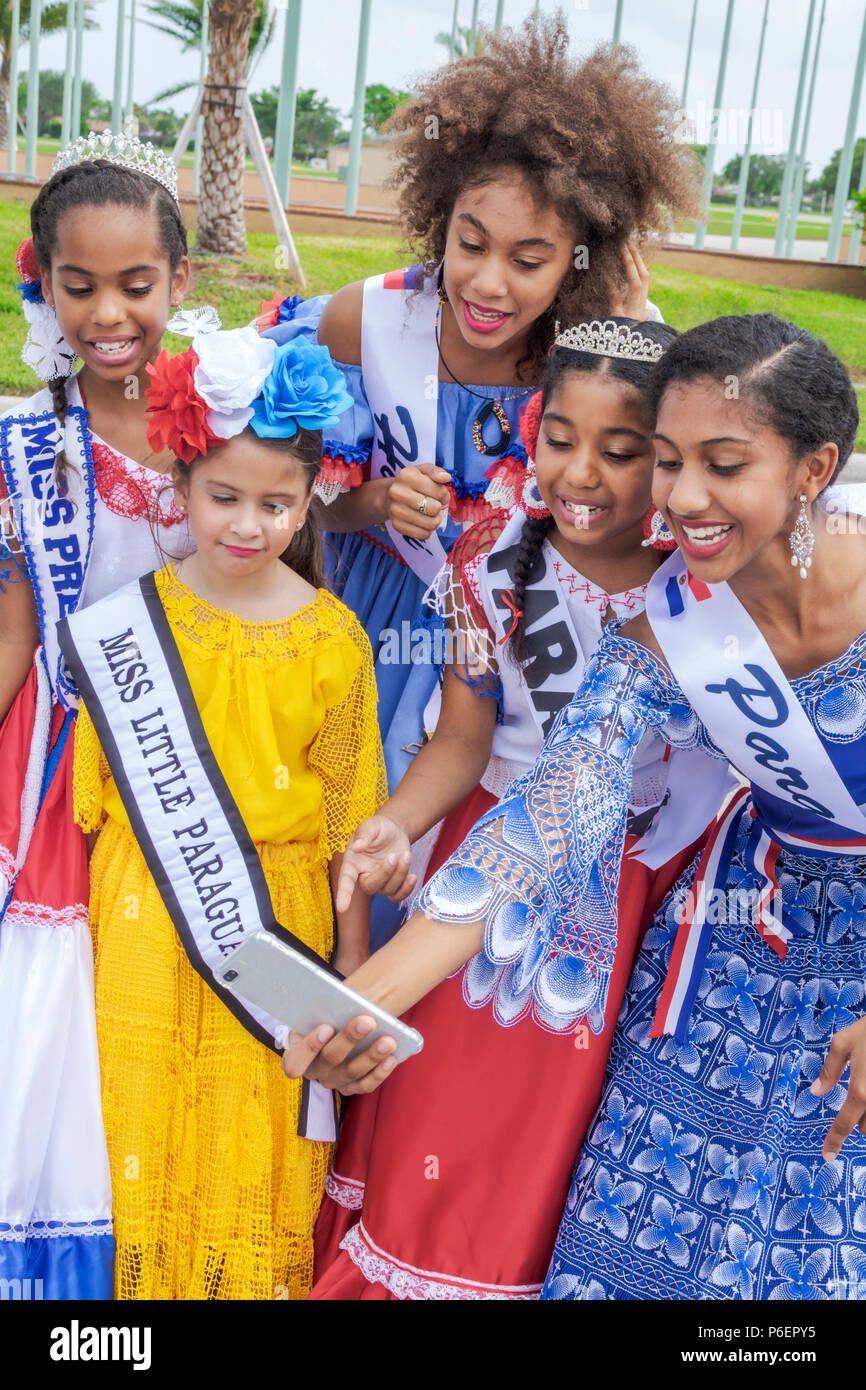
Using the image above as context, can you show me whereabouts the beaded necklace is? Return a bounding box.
[434,316,533,457]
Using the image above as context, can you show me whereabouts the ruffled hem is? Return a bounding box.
[338,1221,541,1301]
[0,1216,112,1241]
[324,1171,365,1211]
[314,453,366,506]
[1,899,88,929]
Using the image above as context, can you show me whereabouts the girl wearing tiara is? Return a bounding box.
[296,320,725,1299]
[294,315,866,1301]
[262,14,698,940]
[0,134,204,1298]
[66,330,386,1300]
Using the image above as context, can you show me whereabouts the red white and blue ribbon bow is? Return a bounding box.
[650,785,866,1043]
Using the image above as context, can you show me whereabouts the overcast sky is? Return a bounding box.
[34,0,866,178]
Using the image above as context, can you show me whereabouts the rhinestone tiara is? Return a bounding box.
[51,130,179,204]
[555,319,664,363]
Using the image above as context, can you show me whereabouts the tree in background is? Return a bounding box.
[249,85,278,142]
[721,153,786,206]
[1,1,96,148]
[363,82,410,133]
[816,138,866,203]
[137,105,182,147]
[17,69,98,137]
[196,0,256,255]
[249,86,345,161]
[292,88,344,162]
[146,0,274,103]
[433,23,487,60]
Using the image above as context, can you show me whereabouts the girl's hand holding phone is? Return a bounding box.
[281,1016,399,1095]
[335,814,417,912]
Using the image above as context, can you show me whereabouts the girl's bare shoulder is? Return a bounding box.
[318,281,365,367]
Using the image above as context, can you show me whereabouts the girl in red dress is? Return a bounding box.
[306,318,721,1298]
[0,137,197,1298]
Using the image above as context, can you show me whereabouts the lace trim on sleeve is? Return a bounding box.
[600,627,726,761]
[421,514,507,718]
[308,613,389,859]
[415,632,685,1035]
[315,439,373,505]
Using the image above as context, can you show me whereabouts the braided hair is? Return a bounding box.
[508,316,677,665]
[30,159,188,495]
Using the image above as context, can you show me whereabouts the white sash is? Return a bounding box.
[0,387,94,711]
[646,550,866,833]
[361,269,447,584]
[477,509,588,742]
[59,575,338,1142]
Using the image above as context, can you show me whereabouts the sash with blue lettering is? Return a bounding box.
[361,267,447,584]
[0,384,95,710]
[647,549,866,1040]
[59,573,340,1141]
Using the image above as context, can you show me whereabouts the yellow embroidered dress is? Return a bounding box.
[73,566,387,1301]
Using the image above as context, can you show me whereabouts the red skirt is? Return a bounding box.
[310,783,700,1300]
[0,662,89,920]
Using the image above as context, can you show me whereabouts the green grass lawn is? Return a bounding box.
[2,198,866,447]
[683,202,854,241]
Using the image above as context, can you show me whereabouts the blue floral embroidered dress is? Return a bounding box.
[416,628,866,1300]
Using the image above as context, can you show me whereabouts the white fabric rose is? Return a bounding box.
[167,304,222,338]
[193,326,276,439]
[20,301,77,381]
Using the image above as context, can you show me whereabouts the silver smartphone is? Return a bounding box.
[213,930,424,1065]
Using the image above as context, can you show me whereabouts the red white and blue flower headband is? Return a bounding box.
[146,325,352,465]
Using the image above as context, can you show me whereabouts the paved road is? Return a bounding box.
[667,230,865,264]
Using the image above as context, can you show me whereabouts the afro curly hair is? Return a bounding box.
[386,12,700,374]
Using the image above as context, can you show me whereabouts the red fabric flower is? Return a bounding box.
[519,390,544,460]
[16,236,41,282]
[146,347,223,465]
[256,290,284,332]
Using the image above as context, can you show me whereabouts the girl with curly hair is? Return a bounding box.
[297,320,724,1300]
[292,315,866,1302]
[262,11,699,942]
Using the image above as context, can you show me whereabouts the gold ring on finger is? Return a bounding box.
[417,496,428,515]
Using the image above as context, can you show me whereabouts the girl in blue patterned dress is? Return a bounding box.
[286,314,866,1301]
[260,18,698,923]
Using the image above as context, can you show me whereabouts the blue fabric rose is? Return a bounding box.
[18,278,45,305]
[250,339,353,439]
[278,295,305,323]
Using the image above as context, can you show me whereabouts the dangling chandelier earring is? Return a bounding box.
[789,494,815,579]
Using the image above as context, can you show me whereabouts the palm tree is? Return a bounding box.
[145,0,274,103]
[433,23,488,61]
[1,1,96,149]
[195,0,256,255]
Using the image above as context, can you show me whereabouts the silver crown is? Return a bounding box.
[555,319,664,363]
[51,130,179,204]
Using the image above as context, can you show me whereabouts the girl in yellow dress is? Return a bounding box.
[72,329,387,1300]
